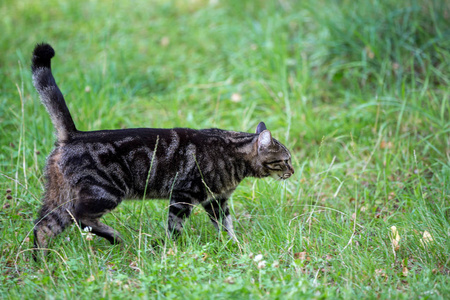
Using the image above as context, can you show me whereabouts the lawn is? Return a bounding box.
[1,0,449,298]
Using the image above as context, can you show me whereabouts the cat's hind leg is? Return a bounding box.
[74,185,123,244]
[167,194,194,239]
[79,218,122,244]
[33,203,74,260]
[33,161,75,260]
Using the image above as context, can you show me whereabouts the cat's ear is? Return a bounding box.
[257,130,273,150]
[255,122,267,134]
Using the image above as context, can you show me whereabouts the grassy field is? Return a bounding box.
[1,0,449,298]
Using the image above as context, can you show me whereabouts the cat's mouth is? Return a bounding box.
[273,173,293,180]
[281,173,292,180]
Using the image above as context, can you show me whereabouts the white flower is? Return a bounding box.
[231,93,242,103]
[254,254,263,262]
[257,260,266,269]
[420,230,433,247]
[390,226,400,251]
[82,226,95,241]
[224,276,235,284]
[423,231,433,243]
[390,226,400,242]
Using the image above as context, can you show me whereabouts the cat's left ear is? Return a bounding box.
[257,130,273,150]
[255,122,267,134]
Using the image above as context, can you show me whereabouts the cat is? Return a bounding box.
[31,43,294,259]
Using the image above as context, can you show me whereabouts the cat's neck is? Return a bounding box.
[222,132,262,180]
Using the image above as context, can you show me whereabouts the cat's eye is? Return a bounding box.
[265,162,283,171]
[267,160,282,164]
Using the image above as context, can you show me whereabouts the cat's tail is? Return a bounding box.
[31,43,77,142]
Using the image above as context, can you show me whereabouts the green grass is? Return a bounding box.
[1,0,449,298]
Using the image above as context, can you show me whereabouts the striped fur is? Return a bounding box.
[31,43,294,259]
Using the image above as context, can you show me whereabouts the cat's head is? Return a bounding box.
[253,122,294,180]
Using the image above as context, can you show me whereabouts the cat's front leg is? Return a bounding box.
[167,196,193,238]
[222,210,238,243]
[202,198,238,242]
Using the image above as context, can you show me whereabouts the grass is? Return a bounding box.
[1,0,449,298]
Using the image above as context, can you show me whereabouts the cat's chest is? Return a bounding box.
[202,189,236,204]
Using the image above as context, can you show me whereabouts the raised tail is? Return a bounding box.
[32,43,77,142]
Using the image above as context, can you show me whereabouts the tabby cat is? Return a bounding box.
[31,43,294,258]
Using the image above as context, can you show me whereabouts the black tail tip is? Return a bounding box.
[32,43,55,70]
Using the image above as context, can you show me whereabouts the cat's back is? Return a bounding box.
[57,127,252,151]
